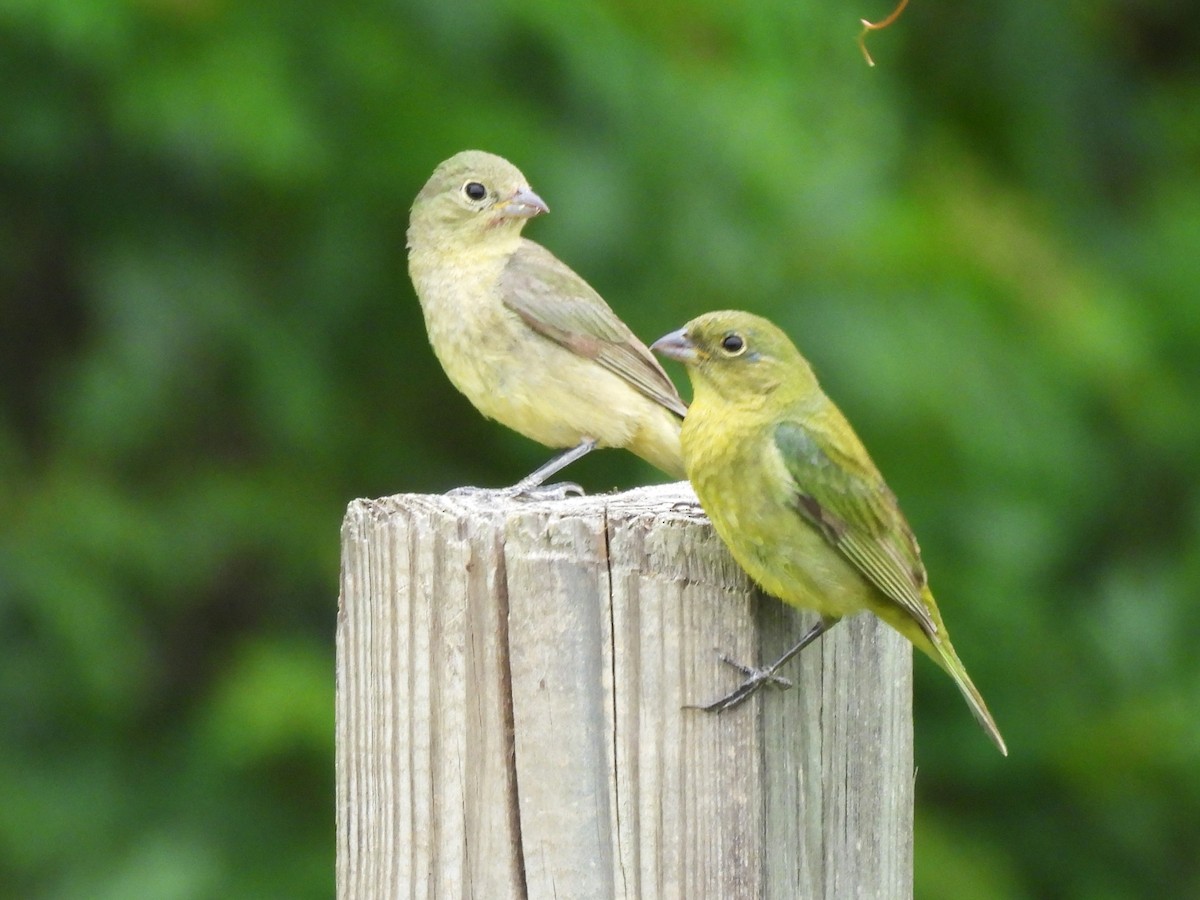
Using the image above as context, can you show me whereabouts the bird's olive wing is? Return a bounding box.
[500,242,688,418]
[773,420,936,636]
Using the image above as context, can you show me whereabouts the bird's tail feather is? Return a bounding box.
[931,638,1008,756]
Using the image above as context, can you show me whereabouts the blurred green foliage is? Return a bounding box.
[2,0,1198,896]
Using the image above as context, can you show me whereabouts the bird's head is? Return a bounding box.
[408,150,548,247]
[652,310,818,405]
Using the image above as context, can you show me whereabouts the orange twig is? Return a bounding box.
[858,0,909,67]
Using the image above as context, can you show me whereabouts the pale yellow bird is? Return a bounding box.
[654,310,1007,755]
[407,150,687,494]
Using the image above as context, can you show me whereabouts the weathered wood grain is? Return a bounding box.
[336,483,912,899]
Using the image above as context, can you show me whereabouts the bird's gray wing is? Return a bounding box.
[499,240,688,417]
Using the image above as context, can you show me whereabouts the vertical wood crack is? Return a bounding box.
[494,546,529,899]
[602,505,630,898]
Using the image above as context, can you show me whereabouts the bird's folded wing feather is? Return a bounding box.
[773,419,937,636]
[499,241,688,417]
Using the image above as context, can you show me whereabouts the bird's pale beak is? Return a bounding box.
[651,328,698,364]
[502,187,549,219]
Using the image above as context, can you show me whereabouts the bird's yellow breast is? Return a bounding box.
[681,398,875,619]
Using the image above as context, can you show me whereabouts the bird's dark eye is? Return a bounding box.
[721,333,746,355]
[463,181,487,201]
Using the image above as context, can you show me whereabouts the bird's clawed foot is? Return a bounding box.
[687,650,794,714]
[685,617,835,714]
[447,481,585,501]
[509,480,586,501]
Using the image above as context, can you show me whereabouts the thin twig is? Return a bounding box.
[858,0,910,67]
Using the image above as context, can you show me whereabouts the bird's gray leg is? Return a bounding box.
[447,438,599,501]
[690,616,840,713]
[508,437,597,497]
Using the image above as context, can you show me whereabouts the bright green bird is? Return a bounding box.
[407,150,687,494]
[652,310,1007,755]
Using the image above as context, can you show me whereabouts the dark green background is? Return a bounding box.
[3,0,1197,896]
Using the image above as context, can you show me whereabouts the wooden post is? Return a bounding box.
[336,483,913,899]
